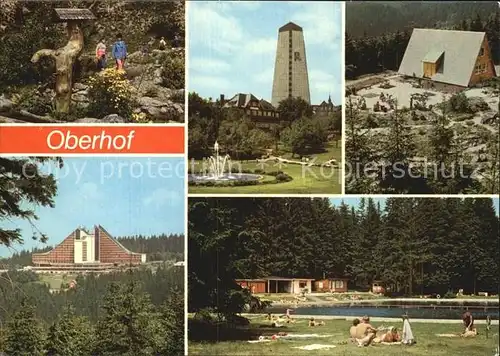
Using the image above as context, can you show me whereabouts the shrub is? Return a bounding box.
[50,105,88,122]
[132,112,150,123]
[448,92,471,113]
[11,87,53,116]
[161,51,185,90]
[275,173,292,182]
[144,86,159,97]
[87,68,136,119]
[170,90,185,104]
[443,291,456,299]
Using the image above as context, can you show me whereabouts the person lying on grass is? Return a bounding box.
[308,317,325,327]
[373,327,401,343]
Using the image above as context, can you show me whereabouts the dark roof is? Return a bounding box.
[224,93,275,110]
[279,22,303,32]
[53,8,95,22]
[258,99,275,111]
[265,276,314,281]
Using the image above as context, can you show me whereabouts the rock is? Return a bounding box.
[71,92,89,102]
[0,95,13,112]
[144,106,162,118]
[153,67,163,85]
[74,117,100,123]
[73,83,88,91]
[127,51,144,63]
[101,114,128,123]
[138,96,165,107]
[125,64,147,80]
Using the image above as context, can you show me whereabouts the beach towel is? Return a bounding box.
[381,341,402,345]
[402,319,415,344]
[248,339,272,343]
[293,344,337,350]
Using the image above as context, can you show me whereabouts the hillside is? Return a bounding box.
[346,1,498,38]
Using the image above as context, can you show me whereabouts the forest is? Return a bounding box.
[0,266,184,355]
[346,2,500,79]
[189,197,499,317]
[0,234,184,267]
[188,93,341,160]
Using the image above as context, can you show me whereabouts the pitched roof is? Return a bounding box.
[53,8,95,21]
[279,22,303,32]
[224,93,276,110]
[398,29,486,87]
[422,50,444,63]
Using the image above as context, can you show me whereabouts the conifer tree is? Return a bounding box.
[4,300,46,356]
[46,306,94,356]
[160,288,185,356]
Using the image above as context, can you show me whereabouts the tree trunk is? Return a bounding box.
[31,21,84,113]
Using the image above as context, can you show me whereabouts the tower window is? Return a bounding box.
[479,47,484,56]
[294,52,301,61]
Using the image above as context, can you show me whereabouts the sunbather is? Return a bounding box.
[349,319,360,342]
[374,327,400,343]
[308,317,325,327]
[355,316,377,346]
[461,327,478,338]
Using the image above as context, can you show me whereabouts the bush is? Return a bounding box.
[275,173,292,182]
[87,68,136,119]
[11,87,53,115]
[170,90,185,104]
[161,51,185,90]
[448,92,471,113]
[50,105,88,122]
[443,291,456,299]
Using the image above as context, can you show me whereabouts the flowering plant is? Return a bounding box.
[87,68,136,119]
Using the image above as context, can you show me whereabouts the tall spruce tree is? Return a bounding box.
[160,288,185,356]
[46,306,94,356]
[4,300,46,356]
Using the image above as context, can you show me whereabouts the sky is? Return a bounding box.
[1,157,185,257]
[329,198,500,215]
[188,1,342,105]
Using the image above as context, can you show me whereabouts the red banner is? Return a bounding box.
[0,125,184,154]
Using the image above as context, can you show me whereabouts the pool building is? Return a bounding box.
[237,277,350,294]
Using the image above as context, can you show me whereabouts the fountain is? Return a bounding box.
[188,141,262,183]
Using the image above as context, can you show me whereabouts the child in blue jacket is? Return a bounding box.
[112,33,127,70]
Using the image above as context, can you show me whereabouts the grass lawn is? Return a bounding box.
[38,273,77,289]
[188,317,499,356]
[189,141,342,194]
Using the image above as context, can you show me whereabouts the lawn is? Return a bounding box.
[188,141,342,194]
[38,273,77,289]
[188,317,499,356]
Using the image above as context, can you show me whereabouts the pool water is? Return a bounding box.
[265,306,499,320]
